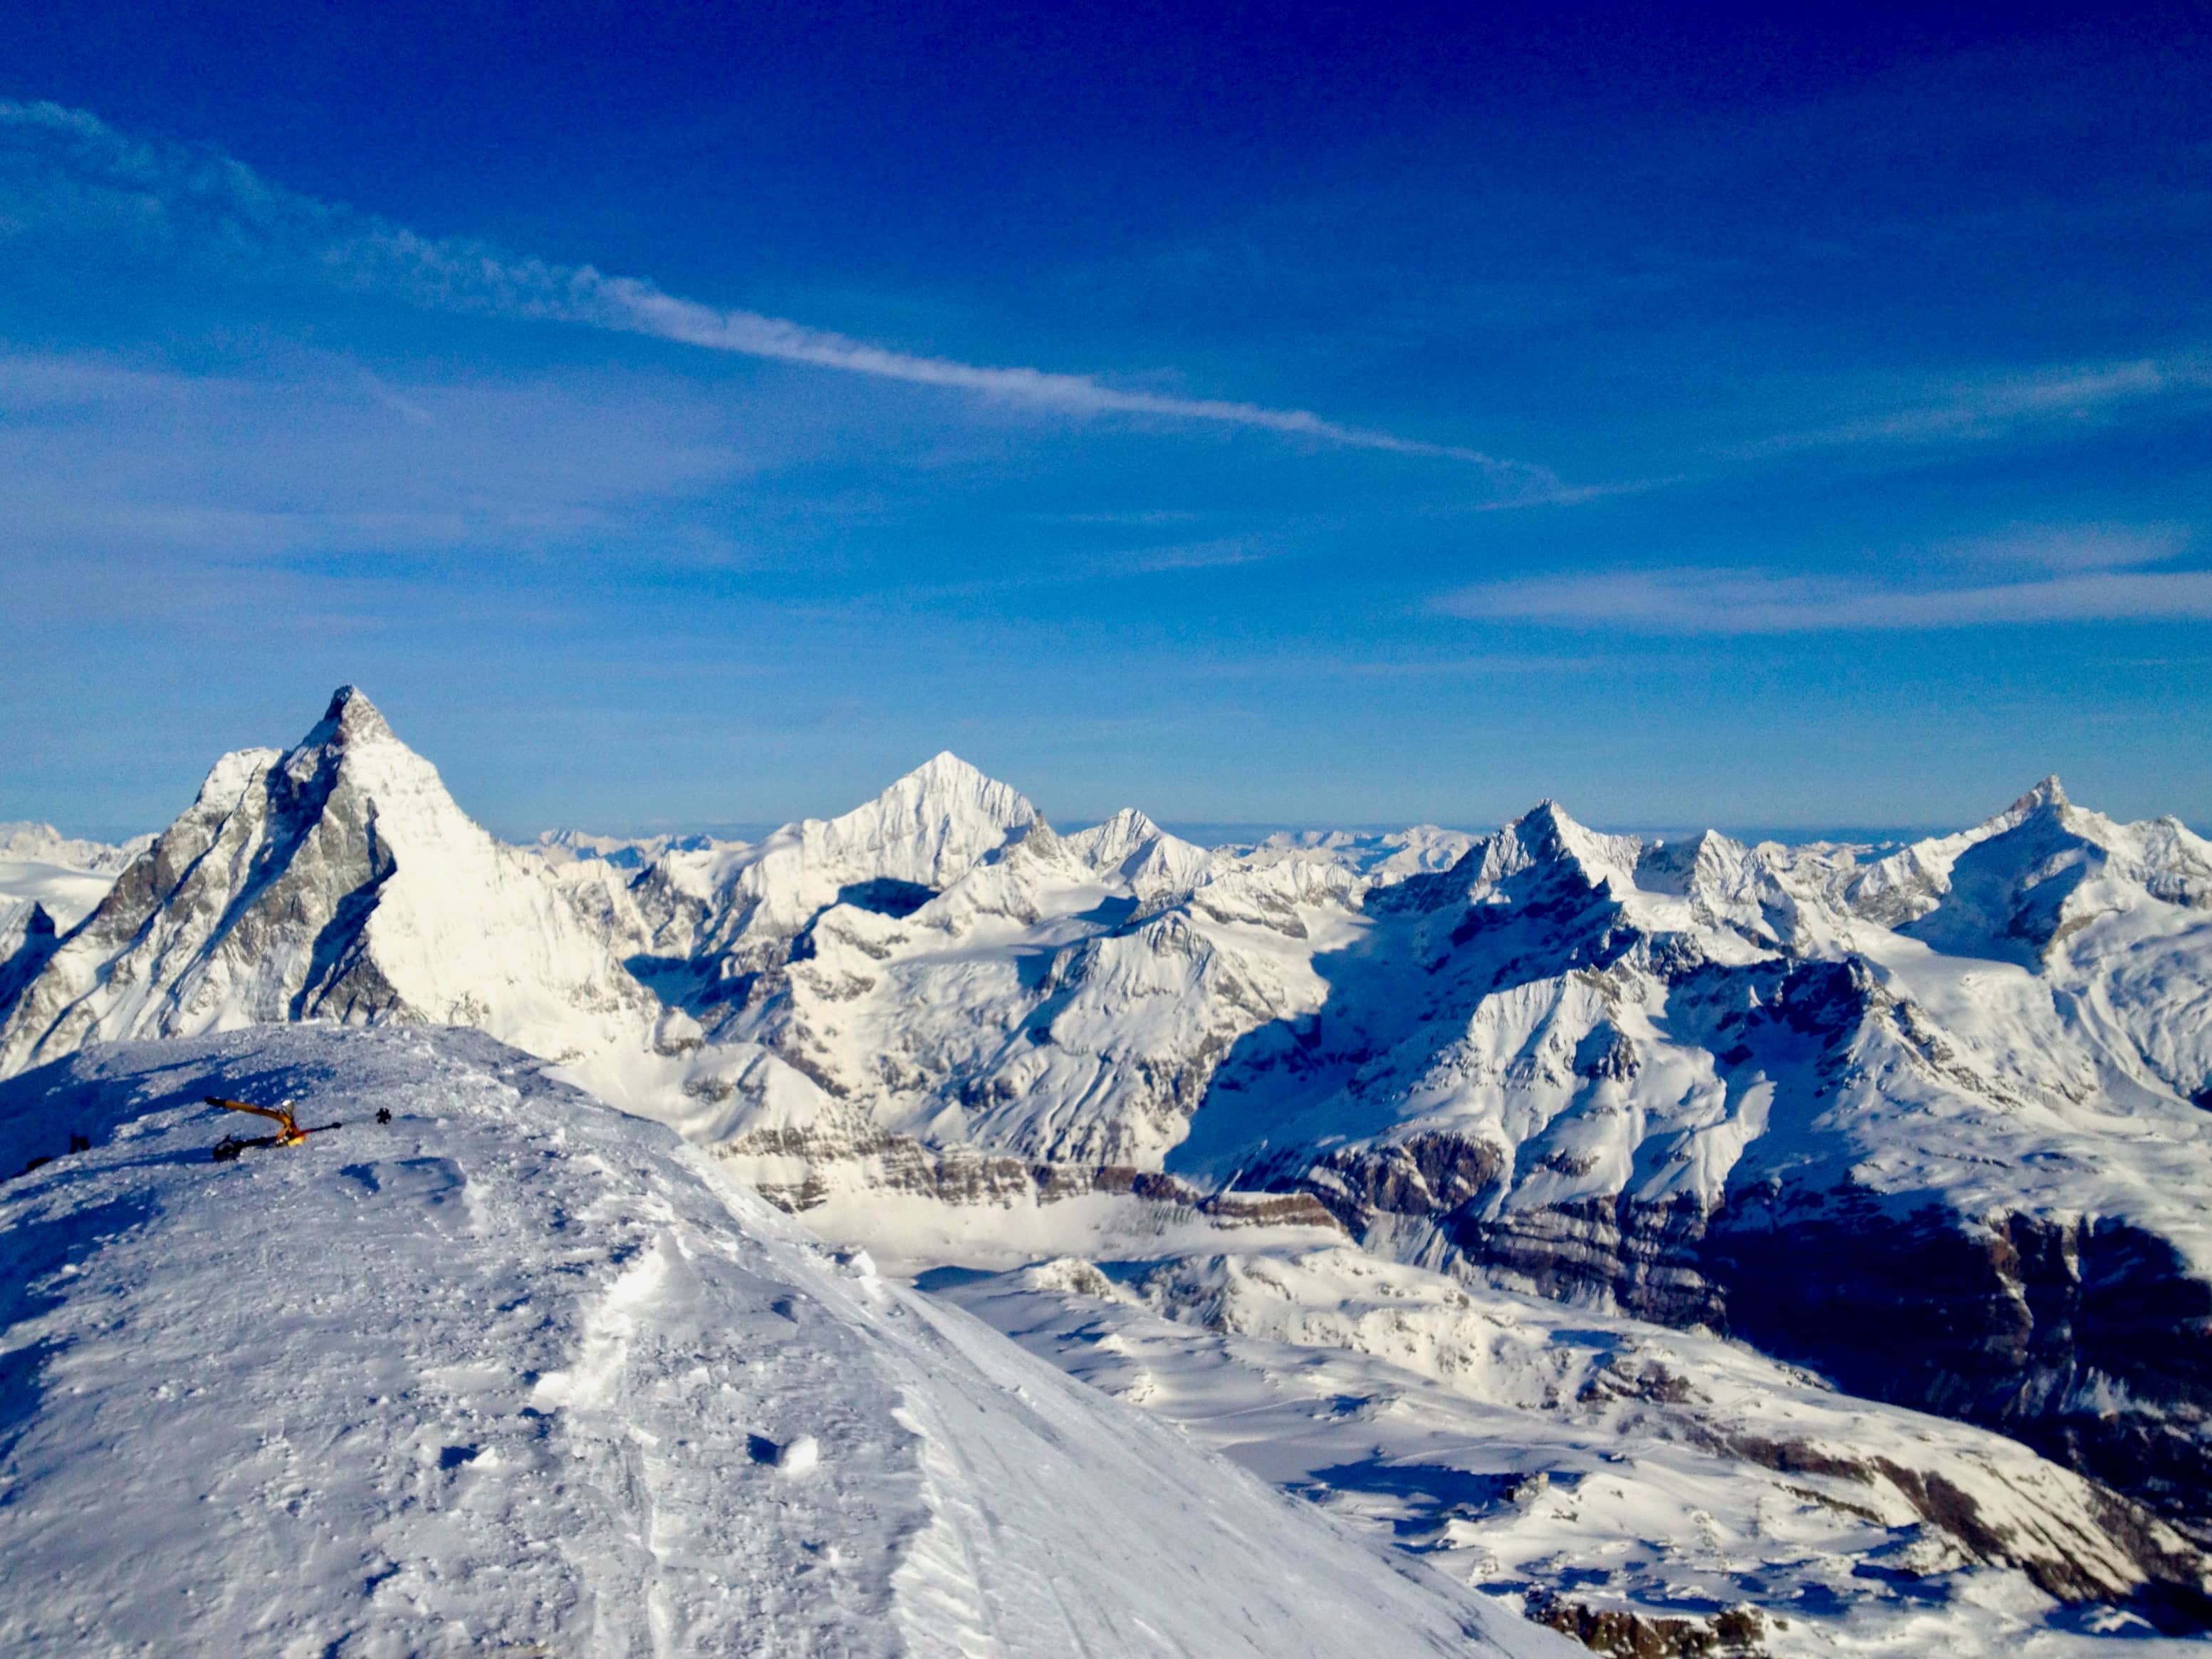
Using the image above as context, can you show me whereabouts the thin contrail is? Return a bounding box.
[0,100,1572,499]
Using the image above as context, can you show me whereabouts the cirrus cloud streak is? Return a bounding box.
[1436,527,2212,634]
[0,100,1571,500]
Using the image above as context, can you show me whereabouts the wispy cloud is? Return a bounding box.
[1435,524,2212,633]
[0,100,1575,499]
[1034,509,1210,527]
[357,368,434,427]
[0,343,768,577]
[1735,356,2212,457]
[1112,537,1272,573]
[1938,521,2192,573]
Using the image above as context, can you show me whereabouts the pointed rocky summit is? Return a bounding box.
[0,688,657,1081]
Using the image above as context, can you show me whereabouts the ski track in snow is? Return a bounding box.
[0,1025,1565,1658]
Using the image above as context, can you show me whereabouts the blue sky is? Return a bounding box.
[3,2,2208,839]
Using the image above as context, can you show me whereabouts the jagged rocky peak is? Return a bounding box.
[303,682,397,748]
[0,686,658,1083]
[1857,774,2212,962]
[1634,828,1742,896]
[1456,798,1644,898]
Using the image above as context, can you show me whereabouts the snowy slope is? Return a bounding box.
[935,1246,2212,1654]
[0,1026,1564,1658]
[0,824,147,1036]
[0,822,145,959]
[0,821,153,878]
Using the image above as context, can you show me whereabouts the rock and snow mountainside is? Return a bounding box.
[0,822,152,997]
[0,1026,1562,1658]
[7,687,2212,1644]
[1172,782,2212,1540]
[937,1247,2211,1654]
[0,690,664,1085]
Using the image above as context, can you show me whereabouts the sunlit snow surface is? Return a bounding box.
[0,1027,1565,1658]
[934,1249,2205,1656]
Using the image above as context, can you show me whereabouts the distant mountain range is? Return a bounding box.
[6,685,2211,1650]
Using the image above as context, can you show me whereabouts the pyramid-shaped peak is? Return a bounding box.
[826,752,1035,838]
[906,750,996,788]
[2005,775,2070,816]
[1065,806,1169,870]
[1515,799,1586,841]
[1497,796,1644,888]
[302,685,397,749]
[873,752,1036,821]
[1097,806,1162,836]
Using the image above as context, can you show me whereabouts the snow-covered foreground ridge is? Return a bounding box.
[6,686,2212,1601]
[0,1026,1563,1658]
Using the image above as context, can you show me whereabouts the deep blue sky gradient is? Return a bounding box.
[3,2,2208,838]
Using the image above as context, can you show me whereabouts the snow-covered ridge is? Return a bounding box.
[0,821,154,876]
[0,822,156,1024]
[0,1026,1561,1656]
[531,826,729,869]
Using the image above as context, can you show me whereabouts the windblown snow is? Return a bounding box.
[0,1026,1560,1658]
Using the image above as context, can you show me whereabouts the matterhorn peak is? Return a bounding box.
[0,685,662,1083]
[300,684,397,750]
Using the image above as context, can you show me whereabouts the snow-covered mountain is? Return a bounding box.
[0,820,154,876]
[0,823,155,1039]
[7,687,2212,1648]
[0,688,665,1083]
[1165,781,2212,1543]
[0,1026,1562,1657]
